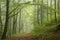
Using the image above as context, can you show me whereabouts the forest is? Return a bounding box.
[0,0,60,40]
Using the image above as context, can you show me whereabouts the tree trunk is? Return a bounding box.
[0,2,2,27]
[54,0,57,22]
[40,0,43,25]
[1,0,9,39]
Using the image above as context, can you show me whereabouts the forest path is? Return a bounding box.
[4,33,41,40]
[4,31,60,40]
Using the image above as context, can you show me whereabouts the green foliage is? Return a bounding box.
[31,14,60,35]
[9,2,32,18]
[0,0,60,40]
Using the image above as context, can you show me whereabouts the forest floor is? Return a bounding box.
[4,30,60,40]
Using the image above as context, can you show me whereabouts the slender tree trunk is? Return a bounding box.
[36,0,40,24]
[13,16,16,34]
[50,0,52,22]
[0,2,1,26]
[33,0,36,25]
[33,0,37,25]
[13,11,17,34]
[12,0,17,34]
[47,0,49,22]
[58,0,60,14]
[1,0,9,39]
[0,2,3,27]
[19,9,21,32]
[40,0,43,25]
[37,6,40,24]
[54,0,57,22]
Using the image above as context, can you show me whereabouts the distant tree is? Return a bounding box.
[12,0,17,34]
[54,0,57,22]
[19,9,22,32]
[50,0,52,21]
[0,2,2,27]
[40,0,43,25]
[58,0,60,14]
[37,1,40,24]
[33,0,37,26]
[33,0,41,25]
[47,0,48,21]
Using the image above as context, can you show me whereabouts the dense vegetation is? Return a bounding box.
[0,0,60,40]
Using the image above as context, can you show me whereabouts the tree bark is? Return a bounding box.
[1,0,9,39]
